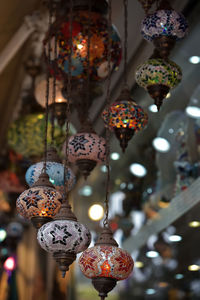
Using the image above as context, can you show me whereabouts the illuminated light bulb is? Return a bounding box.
[175,274,184,279]
[79,185,93,197]
[149,104,158,113]
[4,257,16,271]
[146,289,156,295]
[168,235,182,242]
[88,204,104,221]
[110,152,120,161]
[188,264,200,271]
[130,163,147,177]
[188,221,200,228]
[77,44,84,50]
[186,106,200,119]
[0,229,7,242]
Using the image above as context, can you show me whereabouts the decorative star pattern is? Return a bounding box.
[22,189,42,209]
[50,224,72,245]
[69,135,89,152]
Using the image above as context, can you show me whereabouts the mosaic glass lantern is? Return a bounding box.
[102,87,148,151]
[16,173,62,229]
[25,147,76,191]
[141,9,188,57]
[79,227,134,300]
[44,10,122,82]
[37,201,91,277]
[7,114,65,159]
[135,58,182,110]
[67,132,106,178]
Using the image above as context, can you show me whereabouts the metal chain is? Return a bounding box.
[124,0,128,86]
[63,0,73,202]
[43,4,53,173]
[103,0,112,228]
[51,32,58,144]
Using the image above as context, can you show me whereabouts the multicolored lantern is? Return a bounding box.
[141,9,188,57]
[67,132,106,177]
[135,58,182,110]
[102,87,148,151]
[44,11,122,82]
[7,114,65,159]
[79,227,134,299]
[37,202,91,277]
[25,147,76,190]
[16,173,62,229]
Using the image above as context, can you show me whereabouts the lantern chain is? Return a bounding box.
[123,0,128,86]
[51,32,58,143]
[103,0,112,228]
[43,4,53,172]
[63,0,73,203]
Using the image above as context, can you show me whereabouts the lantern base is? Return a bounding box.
[31,216,52,230]
[114,127,134,152]
[153,36,176,59]
[49,102,67,128]
[147,84,170,111]
[76,159,97,179]
[53,251,76,278]
[92,277,117,299]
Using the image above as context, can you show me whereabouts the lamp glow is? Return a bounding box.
[110,152,120,161]
[188,221,200,228]
[186,106,200,119]
[175,274,184,279]
[188,264,200,271]
[146,289,156,295]
[0,229,7,242]
[130,163,147,177]
[135,261,144,268]
[146,251,159,258]
[79,185,93,197]
[152,137,170,153]
[4,257,16,271]
[168,235,182,242]
[88,204,104,221]
[149,104,158,113]
[189,56,200,64]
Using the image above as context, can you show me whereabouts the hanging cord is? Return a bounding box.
[85,0,92,126]
[103,0,112,228]
[63,0,73,202]
[123,0,128,86]
[51,32,58,144]
[43,4,53,173]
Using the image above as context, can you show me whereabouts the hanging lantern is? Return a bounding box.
[135,58,182,110]
[141,8,188,58]
[44,9,122,82]
[67,132,106,178]
[16,173,62,229]
[35,76,68,127]
[37,201,91,277]
[102,87,148,152]
[25,147,76,191]
[79,227,134,299]
[7,114,65,159]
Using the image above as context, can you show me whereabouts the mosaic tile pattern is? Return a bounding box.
[135,58,182,90]
[37,220,91,253]
[44,11,122,81]
[102,100,148,131]
[79,245,134,280]
[68,133,106,164]
[141,9,188,41]
[25,162,76,190]
[16,187,62,219]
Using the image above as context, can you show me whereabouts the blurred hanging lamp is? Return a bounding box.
[16,10,63,229]
[37,3,91,277]
[102,0,148,152]
[79,2,134,298]
[135,51,182,110]
[43,0,122,83]
[141,0,188,58]
[138,0,156,14]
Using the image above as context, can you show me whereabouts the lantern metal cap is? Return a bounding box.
[92,277,117,299]
[32,172,55,188]
[53,251,76,278]
[76,159,97,179]
[95,227,118,247]
[54,202,77,221]
[117,86,133,102]
[44,146,61,163]
[31,216,52,230]
[147,84,170,111]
